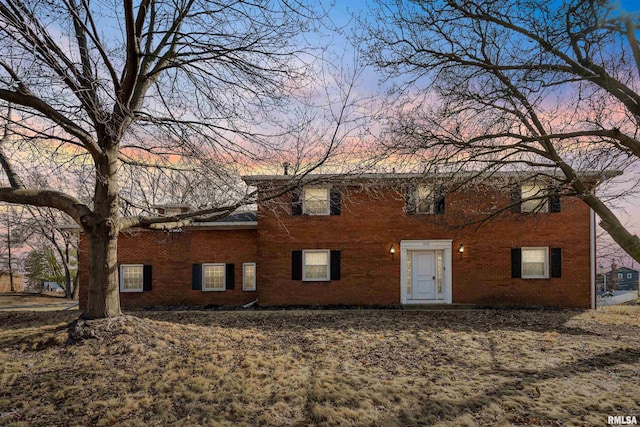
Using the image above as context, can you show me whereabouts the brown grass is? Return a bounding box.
[0,308,639,426]
[0,293,76,312]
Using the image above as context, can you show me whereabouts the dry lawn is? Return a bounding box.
[0,293,77,312]
[0,308,639,426]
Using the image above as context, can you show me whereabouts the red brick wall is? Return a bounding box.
[78,183,593,310]
[255,184,592,308]
[79,228,257,309]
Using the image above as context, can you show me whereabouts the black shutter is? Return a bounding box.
[291,187,302,216]
[550,196,561,213]
[292,250,302,280]
[226,264,235,290]
[329,187,341,215]
[551,248,562,278]
[511,185,522,213]
[330,250,341,280]
[405,184,416,215]
[511,248,522,278]
[192,264,202,290]
[434,195,444,214]
[143,265,152,291]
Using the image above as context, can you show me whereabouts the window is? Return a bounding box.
[628,273,633,279]
[303,250,330,281]
[618,273,624,279]
[521,247,549,279]
[202,263,226,291]
[303,187,330,215]
[416,183,435,214]
[243,263,256,291]
[521,183,548,213]
[120,264,144,292]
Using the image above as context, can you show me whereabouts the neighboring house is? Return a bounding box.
[597,266,639,291]
[0,272,25,293]
[78,172,607,310]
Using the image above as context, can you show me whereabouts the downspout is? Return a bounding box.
[590,208,596,309]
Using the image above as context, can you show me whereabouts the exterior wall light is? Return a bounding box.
[390,244,396,255]
[458,244,464,258]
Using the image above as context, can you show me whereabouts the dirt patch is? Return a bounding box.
[1,309,639,426]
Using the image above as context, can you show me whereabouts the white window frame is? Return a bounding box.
[243,263,256,291]
[627,273,633,279]
[521,182,549,213]
[120,264,144,293]
[302,249,331,282]
[521,247,549,279]
[303,186,330,215]
[202,263,226,291]
[415,183,435,214]
[618,273,624,279]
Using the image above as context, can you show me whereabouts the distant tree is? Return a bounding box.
[13,206,79,299]
[0,1,358,318]
[363,0,640,262]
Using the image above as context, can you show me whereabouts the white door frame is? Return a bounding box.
[400,240,453,304]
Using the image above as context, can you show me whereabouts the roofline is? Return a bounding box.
[58,222,258,232]
[242,170,622,184]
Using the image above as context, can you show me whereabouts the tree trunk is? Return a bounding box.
[72,271,79,300]
[84,226,121,318]
[82,144,122,318]
[63,264,73,299]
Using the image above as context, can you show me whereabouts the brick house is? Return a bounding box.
[79,173,604,309]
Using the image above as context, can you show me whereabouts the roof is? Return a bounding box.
[178,211,257,230]
[242,170,622,185]
[58,211,258,232]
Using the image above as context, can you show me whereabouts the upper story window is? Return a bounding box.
[514,181,561,213]
[627,273,633,279]
[406,183,445,215]
[291,186,341,216]
[303,187,330,215]
[416,184,435,214]
[521,183,548,213]
[618,273,624,279]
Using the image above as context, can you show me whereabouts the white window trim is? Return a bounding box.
[243,263,256,291]
[202,263,226,291]
[627,273,633,279]
[303,186,330,215]
[521,247,549,279]
[302,249,331,282]
[119,264,144,293]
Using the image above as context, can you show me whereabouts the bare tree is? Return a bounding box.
[362,0,640,262]
[11,206,79,299]
[0,0,346,318]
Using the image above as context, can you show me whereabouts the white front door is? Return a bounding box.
[412,251,437,300]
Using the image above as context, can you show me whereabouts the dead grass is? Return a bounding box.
[0,293,78,313]
[0,308,639,426]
